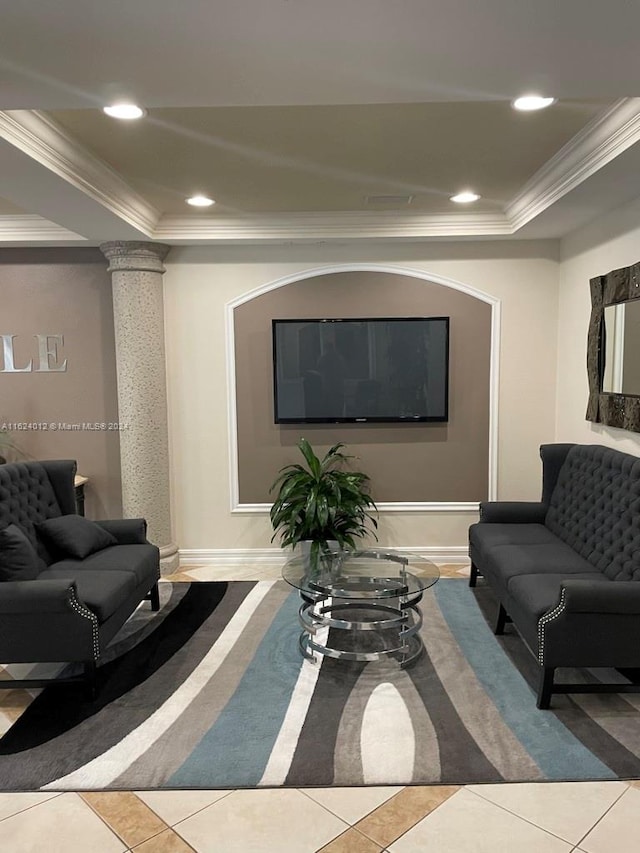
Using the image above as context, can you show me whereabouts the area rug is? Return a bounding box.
[2,578,640,791]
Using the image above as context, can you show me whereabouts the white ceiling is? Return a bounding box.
[0,0,640,246]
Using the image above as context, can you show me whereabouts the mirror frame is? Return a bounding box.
[586,261,640,432]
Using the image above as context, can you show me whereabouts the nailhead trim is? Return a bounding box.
[537,588,566,665]
[68,586,100,661]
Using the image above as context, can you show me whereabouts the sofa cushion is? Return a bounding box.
[507,572,611,623]
[0,524,45,581]
[469,523,561,558]
[37,514,118,560]
[37,567,137,622]
[0,461,66,562]
[545,444,640,580]
[503,572,612,655]
[475,535,600,593]
[49,543,159,586]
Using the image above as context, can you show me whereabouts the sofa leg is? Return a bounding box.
[149,582,160,611]
[469,562,480,587]
[494,603,509,635]
[537,666,555,709]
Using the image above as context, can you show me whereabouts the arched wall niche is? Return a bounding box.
[226,265,499,511]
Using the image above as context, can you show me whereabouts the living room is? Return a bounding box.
[3,2,640,851]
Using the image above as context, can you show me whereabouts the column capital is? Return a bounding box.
[100,241,171,274]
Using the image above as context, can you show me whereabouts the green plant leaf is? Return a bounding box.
[297,437,321,479]
[268,437,378,549]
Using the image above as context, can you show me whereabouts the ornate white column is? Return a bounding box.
[100,241,178,573]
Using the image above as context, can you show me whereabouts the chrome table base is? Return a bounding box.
[298,589,425,667]
[283,549,438,669]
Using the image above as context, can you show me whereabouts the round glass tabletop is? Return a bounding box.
[282,547,440,600]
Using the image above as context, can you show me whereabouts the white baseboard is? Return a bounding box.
[179,546,470,567]
[231,502,480,514]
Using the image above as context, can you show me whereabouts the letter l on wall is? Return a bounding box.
[1,335,32,372]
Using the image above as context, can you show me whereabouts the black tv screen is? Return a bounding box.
[272,317,449,423]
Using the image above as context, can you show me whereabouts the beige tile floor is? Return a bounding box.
[0,561,639,852]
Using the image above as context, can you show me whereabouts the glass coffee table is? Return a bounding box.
[282,548,440,667]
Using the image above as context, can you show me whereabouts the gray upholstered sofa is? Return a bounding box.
[0,459,160,692]
[469,443,640,709]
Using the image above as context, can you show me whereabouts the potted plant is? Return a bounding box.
[0,426,25,464]
[269,438,378,565]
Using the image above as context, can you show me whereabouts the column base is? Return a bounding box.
[159,543,180,575]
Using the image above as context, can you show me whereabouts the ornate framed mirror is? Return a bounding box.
[586,261,640,432]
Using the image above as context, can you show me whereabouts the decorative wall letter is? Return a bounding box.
[0,334,67,372]
[35,335,67,372]
[1,335,32,372]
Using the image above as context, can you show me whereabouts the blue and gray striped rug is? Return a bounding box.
[1,579,638,790]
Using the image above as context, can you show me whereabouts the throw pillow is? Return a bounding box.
[36,515,118,560]
[0,524,45,581]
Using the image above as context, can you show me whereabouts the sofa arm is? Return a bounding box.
[479,501,547,524]
[0,579,80,615]
[561,580,640,615]
[95,518,148,545]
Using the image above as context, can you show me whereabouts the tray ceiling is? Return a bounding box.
[0,0,639,245]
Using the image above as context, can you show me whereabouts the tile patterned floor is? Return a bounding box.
[1,561,639,851]
[0,782,639,852]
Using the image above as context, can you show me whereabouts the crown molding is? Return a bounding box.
[0,208,513,245]
[506,98,640,230]
[154,210,512,243]
[0,214,85,243]
[0,110,161,236]
[0,101,637,244]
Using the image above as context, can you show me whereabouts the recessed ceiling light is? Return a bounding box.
[450,191,481,204]
[186,195,215,207]
[512,95,556,112]
[103,103,146,120]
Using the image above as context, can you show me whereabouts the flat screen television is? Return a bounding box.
[272,317,449,423]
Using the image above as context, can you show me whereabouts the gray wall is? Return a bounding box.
[234,270,491,503]
[0,248,122,517]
